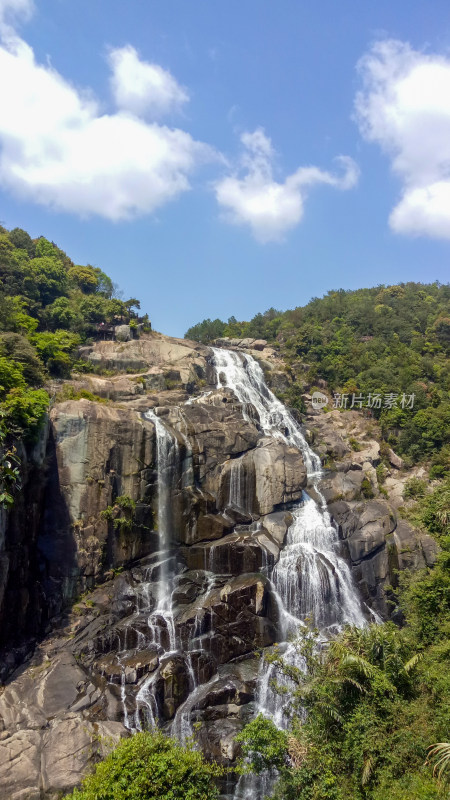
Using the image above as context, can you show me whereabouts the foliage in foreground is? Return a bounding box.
[64,730,222,800]
[236,536,450,800]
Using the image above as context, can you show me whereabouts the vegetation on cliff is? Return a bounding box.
[186,283,450,471]
[0,225,146,443]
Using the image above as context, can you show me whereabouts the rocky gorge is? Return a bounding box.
[0,332,439,800]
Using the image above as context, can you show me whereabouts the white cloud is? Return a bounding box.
[0,26,213,220]
[214,128,359,242]
[356,39,450,239]
[109,45,189,118]
[0,0,33,26]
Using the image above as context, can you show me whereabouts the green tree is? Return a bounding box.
[64,730,221,800]
[185,318,226,344]
[31,330,81,376]
[46,296,82,331]
[27,256,68,305]
[68,265,99,293]
[2,387,49,439]
[0,333,44,385]
[0,356,25,397]
[0,419,21,508]
[8,227,36,258]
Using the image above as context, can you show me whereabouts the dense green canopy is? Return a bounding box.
[186,284,450,470]
[0,226,145,440]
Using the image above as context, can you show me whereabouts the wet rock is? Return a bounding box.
[177,395,260,487]
[158,654,190,720]
[176,574,278,663]
[330,498,438,618]
[95,648,159,684]
[47,399,156,596]
[216,438,306,516]
[260,511,292,548]
[184,531,272,575]
[193,512,234,543]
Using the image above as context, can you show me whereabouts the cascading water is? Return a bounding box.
[213,347,366,632]
[104,348,366,800]
[134,409,213,740]
[133,409,181,727]
[212,348,366,799]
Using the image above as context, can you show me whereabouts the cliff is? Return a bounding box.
[0,332,439,799]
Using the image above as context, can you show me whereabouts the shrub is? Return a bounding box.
[101,495,137,532]
[64,730,221,800]
[403,477,427,500]
[0,356,25,397]
[54,385,107,404]
[235,714,288,774]
[31,330,81,377]
[0,333,44,385]
[1,387,49,439]
[0,421,21,508]
[361,476,375,498]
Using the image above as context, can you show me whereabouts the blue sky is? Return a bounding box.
[0,0,449,337]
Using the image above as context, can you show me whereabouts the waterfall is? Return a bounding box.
[105,347,366,800]
[212,348,366,799]
[134,409,210,740]
[213,347,365,632]
[146,411,180,620]
[133,410,181,727]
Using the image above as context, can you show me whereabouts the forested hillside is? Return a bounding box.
[187,285,450,799]
[186,284,450,472]
[0,225,147,453]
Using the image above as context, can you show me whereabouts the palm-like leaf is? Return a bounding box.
[317,701,343,724]
[341,653,376,679]
[403,652,422,674]
[427,742,450,782]
[362,756,374,786]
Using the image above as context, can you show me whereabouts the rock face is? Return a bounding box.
[329,498,438,617]
[0,428,50,668]
[0,334,439,799]
[0,650,125,800]
[0,334,307,797]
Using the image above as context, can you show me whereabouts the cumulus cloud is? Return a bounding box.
[214,128,359,242]
[356,39,450,239]
[109,45,189,117]
[0,22,213,220]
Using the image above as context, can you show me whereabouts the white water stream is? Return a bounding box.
[115,348,366,800]
[213,348,366,799]
[133,409,180,727]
